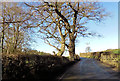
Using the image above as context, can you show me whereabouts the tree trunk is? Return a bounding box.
[14,26,19,53]
[6,39,10,54]
[57,22,66,56]
[57,35,65,56]
[68,38,75,61]
[1,18,5,54]
[12,25,16,53]
[1,31,4,54]
[6,26,10,54]
[57,43,65,56]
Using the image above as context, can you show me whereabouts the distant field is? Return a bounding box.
[103,49,120,54]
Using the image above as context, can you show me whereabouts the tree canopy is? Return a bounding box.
[25,1,108,60]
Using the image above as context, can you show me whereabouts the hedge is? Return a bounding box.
[2,54,71,80]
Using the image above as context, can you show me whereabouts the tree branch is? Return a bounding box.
[44,39,60,51]
[0,21,23,24]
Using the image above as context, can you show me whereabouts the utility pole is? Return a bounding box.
[1,3,5,54]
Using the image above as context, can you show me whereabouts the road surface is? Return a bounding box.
[58,58,119,81]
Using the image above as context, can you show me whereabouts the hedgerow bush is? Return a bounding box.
[2,54,71,80]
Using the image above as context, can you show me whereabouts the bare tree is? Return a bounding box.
[25,2,68,56]
[0,2,37,54]
[25,1,108,60]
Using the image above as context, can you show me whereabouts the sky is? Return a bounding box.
[76,2,118,53]
[29,2,119,56]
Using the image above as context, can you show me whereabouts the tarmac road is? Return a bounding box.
[58,58,119,81]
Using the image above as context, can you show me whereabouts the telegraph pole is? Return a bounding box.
[1,3,5,54]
